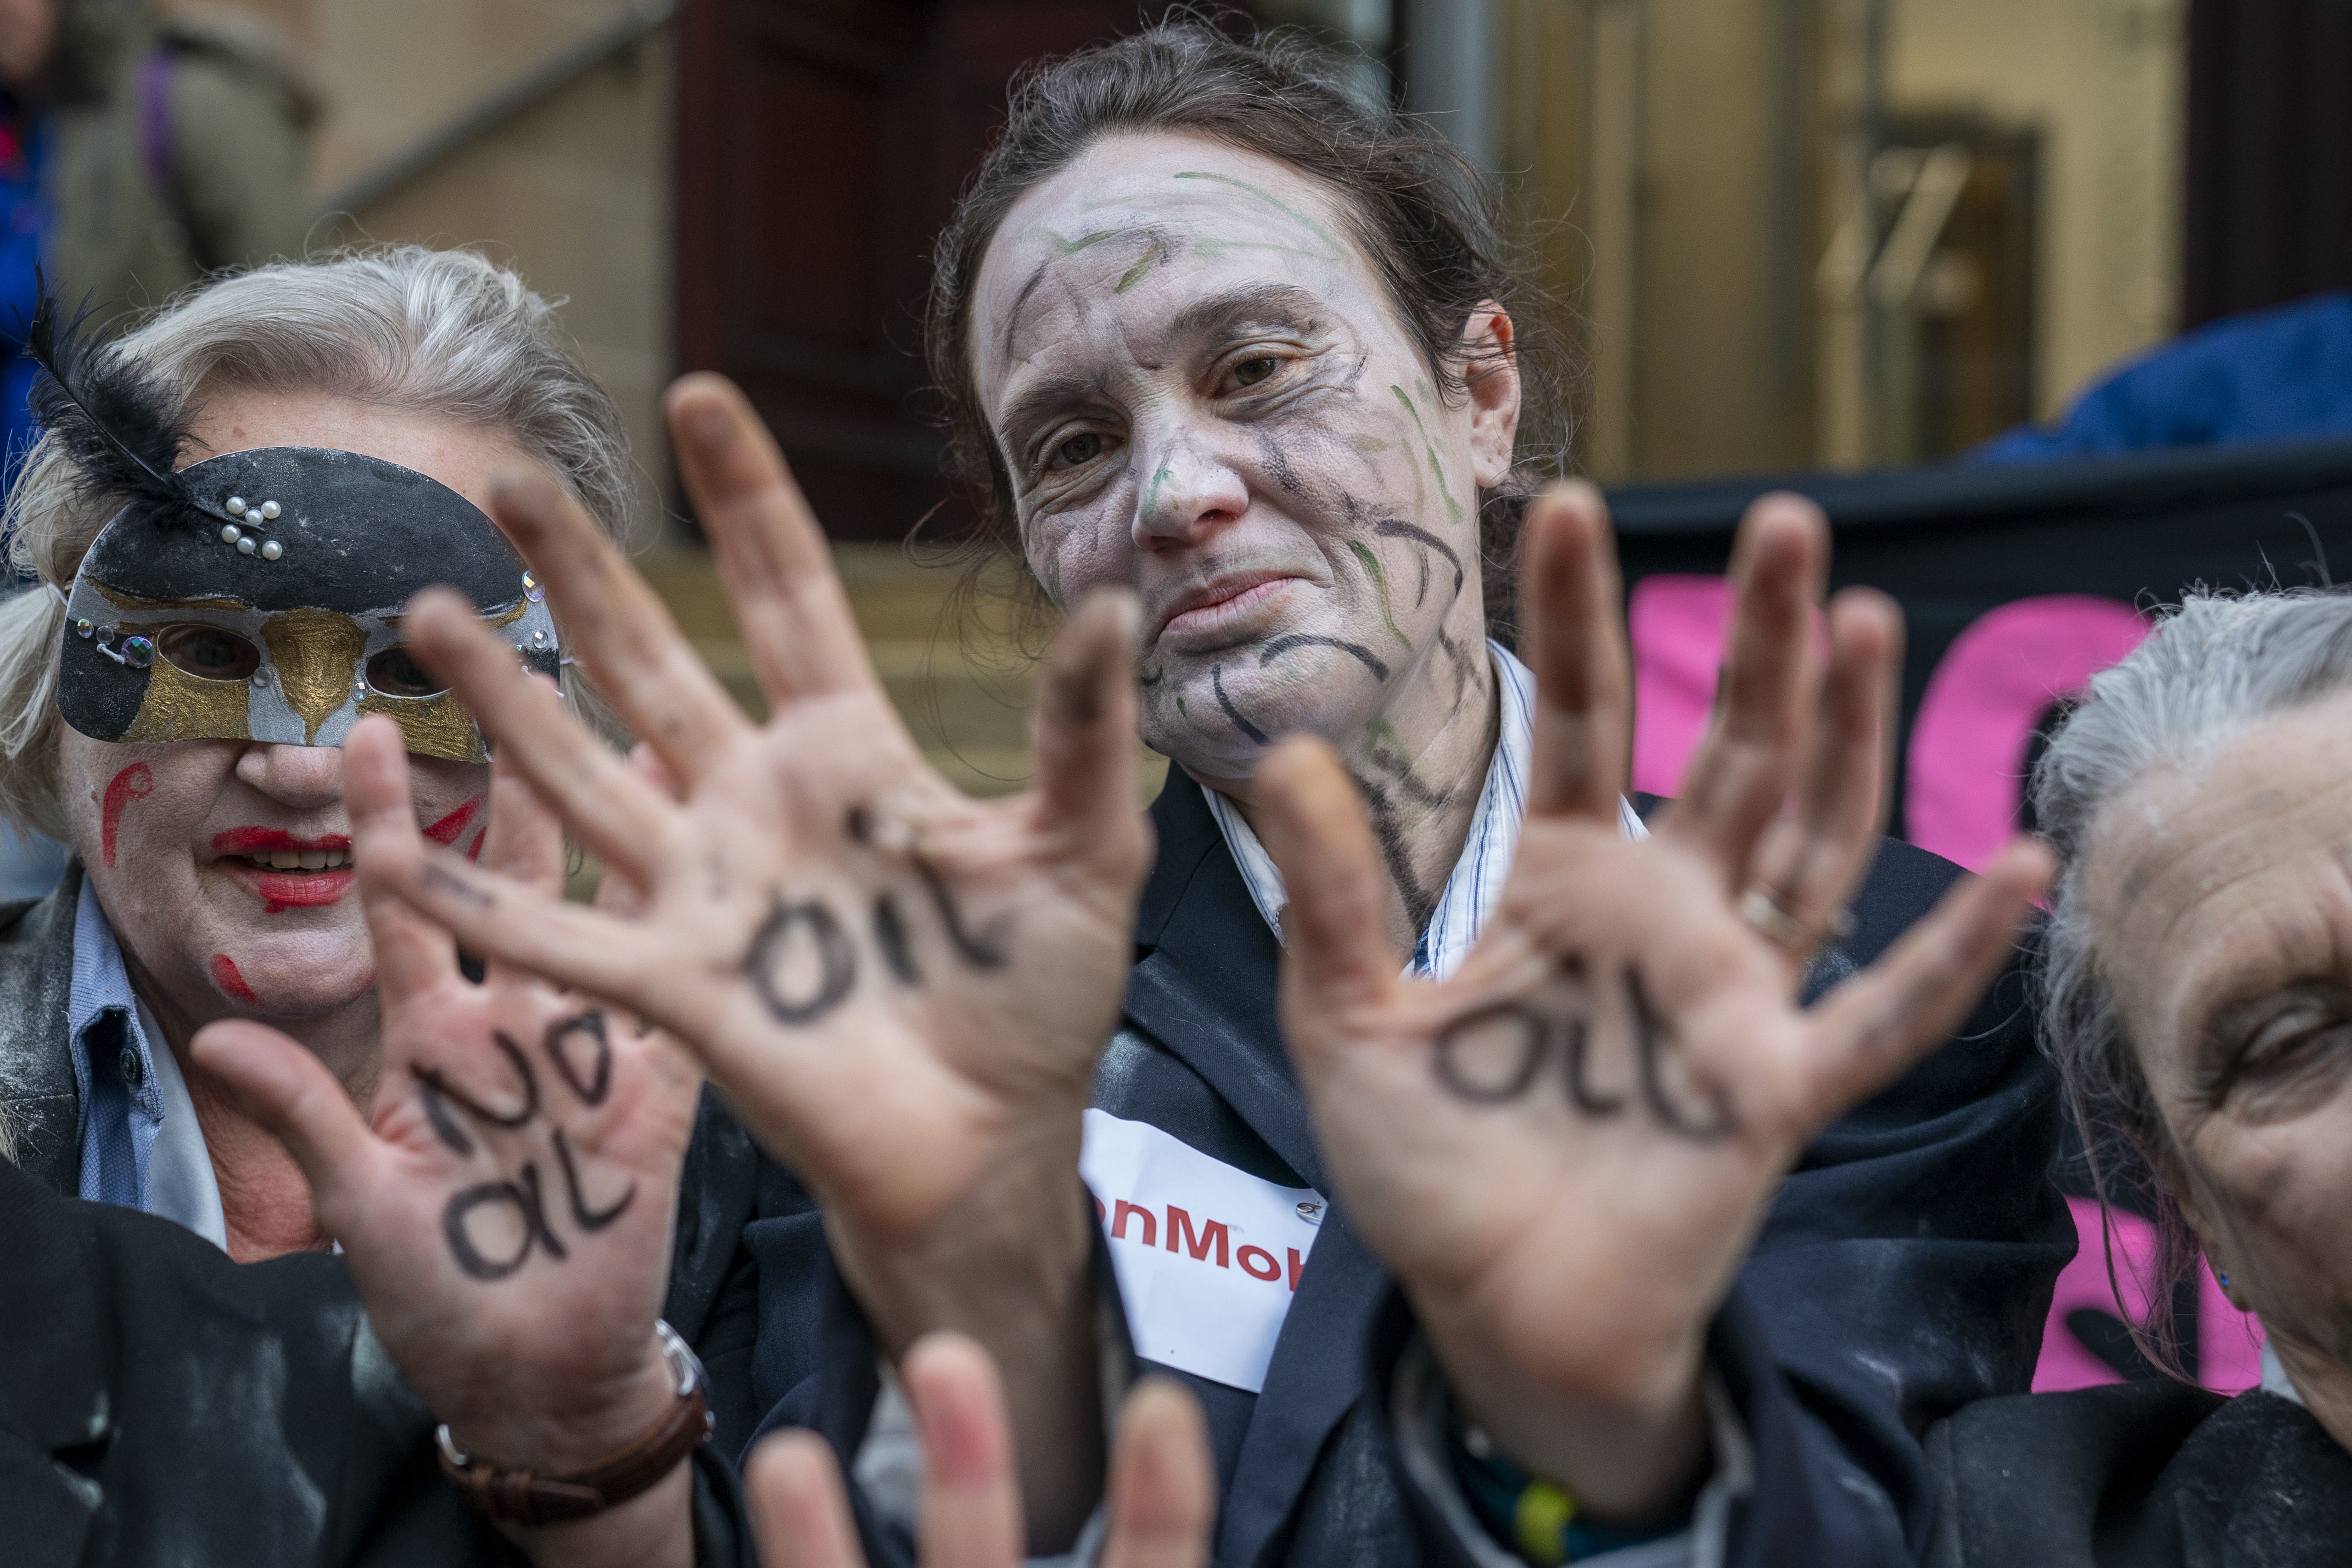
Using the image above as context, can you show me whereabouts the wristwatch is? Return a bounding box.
[436,1319,715,1527]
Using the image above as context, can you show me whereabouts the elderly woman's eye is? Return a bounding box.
[155,623,261,682]
[364,645,444,699]
[1231,356,1279,388]
[1053,432,1105,468]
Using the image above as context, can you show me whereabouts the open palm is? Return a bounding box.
[1252,485,2048,1510]
[359,376,1150,1253]
[195,732,701,1472]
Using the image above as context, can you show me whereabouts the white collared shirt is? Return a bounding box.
[1200,639,1647,978]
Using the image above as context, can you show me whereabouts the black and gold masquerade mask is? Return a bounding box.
[29,301,559,763]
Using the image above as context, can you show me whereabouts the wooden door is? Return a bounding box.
[674,0,1188,541]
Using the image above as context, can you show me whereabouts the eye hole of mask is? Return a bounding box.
[364,645,445,699]
[156,623,263,683]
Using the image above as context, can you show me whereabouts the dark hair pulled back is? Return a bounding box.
[924,14,1570,642]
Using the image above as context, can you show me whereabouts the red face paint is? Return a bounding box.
[99,764,153,869]
[466,824,488,862]
[423,796,484,847]
[209,954,258,1004]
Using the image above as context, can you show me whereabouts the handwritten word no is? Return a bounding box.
[418,1012,638,1282]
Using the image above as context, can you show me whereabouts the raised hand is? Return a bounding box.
[351,374,1152,1544]
[748,1334,1212,1568]
[193,717,706,1567]
[1250,483,2051,1522]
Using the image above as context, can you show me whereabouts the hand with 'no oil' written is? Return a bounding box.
[195,728,705,1568]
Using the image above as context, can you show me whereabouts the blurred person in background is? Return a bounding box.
[0,0,317,473]
[1973,290,2352,464]
[0,0,317,898]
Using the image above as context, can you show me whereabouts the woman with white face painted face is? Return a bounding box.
[0,249,772,1565]
[888,22,2061,1567]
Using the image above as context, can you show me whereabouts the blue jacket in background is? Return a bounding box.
[1973,291,2352,464]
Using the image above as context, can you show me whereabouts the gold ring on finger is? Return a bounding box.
[1740,885,1814,955]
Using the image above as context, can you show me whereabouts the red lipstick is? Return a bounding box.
[211,827,356,910]
[212,828,353,855]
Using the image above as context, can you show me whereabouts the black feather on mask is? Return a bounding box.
[19,284,234,533]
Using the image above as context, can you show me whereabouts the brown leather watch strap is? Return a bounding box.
[438,1325,715,1528]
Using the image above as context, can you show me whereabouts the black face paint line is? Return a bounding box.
[745,899,860,1026]
[1352,773,1436,931]
[551,1126,638,1232]
[1211,663,1270,745]
[543,1012,614,1108]
[443,1163,568,1281]
[1364,725,1461,812]
[1259,633,1390,682]
[1373,518,1467,603]
[1249,427,1304,495]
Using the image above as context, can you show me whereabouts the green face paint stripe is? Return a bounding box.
[1348,539,1412,649]
[1142,461,1174,519]
[1393,386,1464,526]
[1171,171,1343,253]
[1176,693,1187,717]
[1037,226,1131,254]
[1390,384,1434,439]
[1350,435,1388,453]
[1114,251,1159,293]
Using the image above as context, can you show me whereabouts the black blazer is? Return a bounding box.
[1921,1381,2352,1567]
[745,774,2073,1568]
[0,1153,757,1566]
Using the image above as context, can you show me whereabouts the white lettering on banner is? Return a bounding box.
[1079,1108,1325,1393]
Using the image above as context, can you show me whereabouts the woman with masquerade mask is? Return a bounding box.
[347,21,2066,1568]
[0,246,765,1562]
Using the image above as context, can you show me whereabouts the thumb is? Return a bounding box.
[1252,737,1400,1065]
[190,1020,379,1223]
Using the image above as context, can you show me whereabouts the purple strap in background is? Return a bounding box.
[138,48,188,240]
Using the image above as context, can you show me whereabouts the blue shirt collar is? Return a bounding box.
[68,876,167,1207]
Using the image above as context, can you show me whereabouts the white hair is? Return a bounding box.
[2032,586,2352,1366]
[0,244,638,839]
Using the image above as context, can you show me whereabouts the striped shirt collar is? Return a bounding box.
[1202,640,1647,980]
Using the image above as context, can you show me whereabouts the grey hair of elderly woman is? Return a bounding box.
[2032,586,2352,1368]
[0,244,640,841]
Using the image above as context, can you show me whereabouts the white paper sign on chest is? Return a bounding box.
[1079,1108,1327,1394]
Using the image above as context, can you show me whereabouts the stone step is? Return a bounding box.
[633,546,1167,801]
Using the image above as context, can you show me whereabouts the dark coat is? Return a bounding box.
[745,774,2075,1568]
[0,864,771,1556]
[0,1149,756,1566]
[1921,1382,2352,1568]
